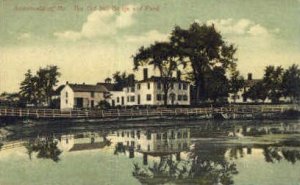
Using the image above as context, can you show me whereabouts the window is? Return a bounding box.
[131,87,135,92]
[183,83,187,90]
[66,99,68,104]
[66,92,68,98]
[157,94,162,101]
[178,83,182,90]
[183,95,188,101]
[147,82,151,89]
[178,95,182,101]
[170,83,174,89]
[157,82,161,90]
[130,96,135,102]
[117,97,120,103]
[91,91,95,98]
[137,84,141,90]
[146,94,152,101]
[127,96,129,102]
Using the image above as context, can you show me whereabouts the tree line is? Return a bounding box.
[244,64,300,103]
[19,65,60,106]
[4,23,299,107]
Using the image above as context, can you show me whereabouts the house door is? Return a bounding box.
[91,100,94,108]
[76,98,83,108]
[121,96,124,105]
[137,95,140,105]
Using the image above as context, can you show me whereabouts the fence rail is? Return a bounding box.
[0,104,299,119]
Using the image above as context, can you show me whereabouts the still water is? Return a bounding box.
[0,119,300,185]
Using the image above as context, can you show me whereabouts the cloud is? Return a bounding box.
[124,30,169,44]
[205,18,274,37]
[54,5,137,41]
[17,33,31,40]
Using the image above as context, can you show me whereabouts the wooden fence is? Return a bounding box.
[0,104,298,120]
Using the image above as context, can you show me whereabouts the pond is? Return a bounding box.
[0,119,300,185]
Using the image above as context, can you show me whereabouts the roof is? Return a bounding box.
[69,142,108,152]
[244,79,261,87]
[69,83,108,92]
[53,85,65,95]
[138,76,189,83]
[54,83,109,94]
[96,82,117,91]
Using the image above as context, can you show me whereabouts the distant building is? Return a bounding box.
[228,73,290,103]
[56,82,109,110]
[109,68,191,106]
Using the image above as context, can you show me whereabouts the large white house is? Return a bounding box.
[108,68,190,106]
[56,82,109,110]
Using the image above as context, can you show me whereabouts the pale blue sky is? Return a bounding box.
[0,0,299,92]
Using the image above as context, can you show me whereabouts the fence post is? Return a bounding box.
[5,108,7,116]
[101,110,104,118]
[19,109,22,117]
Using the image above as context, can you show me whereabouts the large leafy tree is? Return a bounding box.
[263,65,284,103]
[112,71,135,90]
[229,71,245,103]
[19,70,38,105]
[133,42,179,105]
[243,81,268,103]
[19,66,60,106]
[36,65,61,105]
[170,23,237,104]
[204,67,229,102]
[282,64,300,102]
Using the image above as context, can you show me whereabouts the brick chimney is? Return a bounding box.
[143,68,148,80]
[247,73,252,80]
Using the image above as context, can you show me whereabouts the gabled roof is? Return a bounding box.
[138,76,189,83]
[53,85,65,95]
[96,82,117,91]
[54,83,108,94]
[68,83,108,92]
[69,142,108,152]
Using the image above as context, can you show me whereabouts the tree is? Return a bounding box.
[282,64,300,102]
[19,66,60,106]
[36,65,61,105]
[19,70,37,105]
[243,81,268,102]
[204,67,229,102]
[229,71,245,103]
[112,71,135,90]
[133,42,179,105]
[263,65,284,103]
[170,22,237,104]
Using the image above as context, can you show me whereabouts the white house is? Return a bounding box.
[109,68,191,107]
[58,82,108,110]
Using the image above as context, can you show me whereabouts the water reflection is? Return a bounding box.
[1,120,300,184]
[25,136,62,162]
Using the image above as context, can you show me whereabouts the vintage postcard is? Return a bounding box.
[0,0,300,185]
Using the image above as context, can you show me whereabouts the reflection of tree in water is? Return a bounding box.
[263,147,300,164]
[228,146,245,160]
[114,142,126,155]
[133,144,238,185]
[25,136,62,162]
[262,138,300,164]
